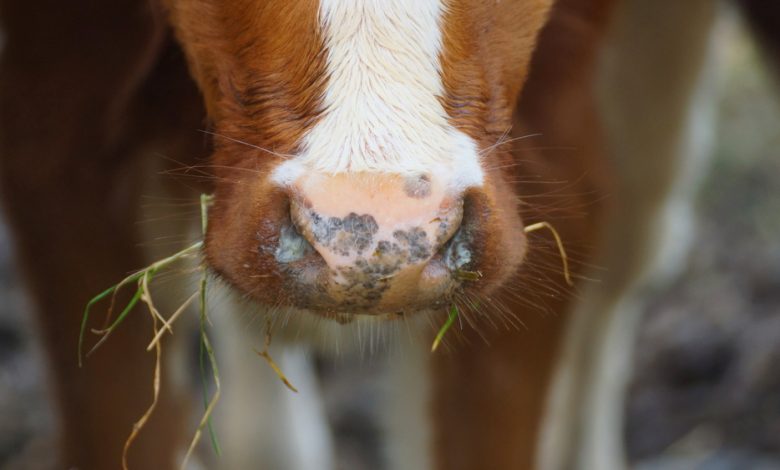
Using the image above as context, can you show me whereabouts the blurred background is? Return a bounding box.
[0,7,778,470]
[623,10,780,470]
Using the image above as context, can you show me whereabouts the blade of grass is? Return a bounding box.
[122,297,163,470]
[431,305,459,352]
[103,270,145,329]
[146,291,199,351]
[524,221,574,286]
[79,193,215,470]
[255,347,299,393]
[454,269,482,281]
[79,284,118,367]
[200,193,221,453]
[182,325,221,468]
[140,269,175,336]
[182,266,222,468]
[86,285,144,359]
[79,241,203,366]
[201,271,222,455]
[185,191,222,462]
[200,194,212,234]
[255,318,298,392]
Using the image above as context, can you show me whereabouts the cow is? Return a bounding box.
[0,0,776,469]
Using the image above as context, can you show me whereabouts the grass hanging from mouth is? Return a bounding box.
[78,194,223,469]
[121,274,163,470]
[75,198,576,463]
[183,193,222,467]
[78,242,203,365]
[254,318,299,393]
[523,221,574,286]
[431,304,459,352]
[431,220,573,352]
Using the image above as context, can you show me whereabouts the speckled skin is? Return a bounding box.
[280,182,468,312]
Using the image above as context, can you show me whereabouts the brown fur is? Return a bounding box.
[436,0,554,299]
[0,2,204,468]
[162,0,334,309]
[432,1,617,468]
[182,0,542,317]
[1,0,617,468]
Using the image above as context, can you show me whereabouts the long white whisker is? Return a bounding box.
[479,132,544,157]
[199,129,295,159]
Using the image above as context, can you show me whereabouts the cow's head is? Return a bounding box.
[164,0,554,318]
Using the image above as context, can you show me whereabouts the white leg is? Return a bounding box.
[539,1,723,469]
[382,332,433,470]
[212,305,335,470]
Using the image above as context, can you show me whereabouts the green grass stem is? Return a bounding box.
[431,305,460,352]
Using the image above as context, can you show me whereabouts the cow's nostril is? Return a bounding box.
[264,173,483,313]
[442,227,475,272]
[275,223,315,263]
[442,228,473,271]
[440,194,480,273]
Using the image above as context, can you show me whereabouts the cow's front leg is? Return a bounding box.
[0,2,202,468]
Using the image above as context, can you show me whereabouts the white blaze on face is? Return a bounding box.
[272,0,484,192]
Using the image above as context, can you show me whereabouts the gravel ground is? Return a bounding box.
[1,13,778,470]
[0,218,54,469]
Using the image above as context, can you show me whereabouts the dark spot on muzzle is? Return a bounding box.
[308,212,379,257]
[403,174,433,199]
[392,227,432,263]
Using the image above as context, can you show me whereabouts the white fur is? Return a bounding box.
[382,325,434,470]
[213,306,335,470]
[272,0,483,192]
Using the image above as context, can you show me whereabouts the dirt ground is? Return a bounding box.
[625,14,780,470]
[0,11,778,470]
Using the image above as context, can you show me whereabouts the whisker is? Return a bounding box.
[199,129,295,159]
[480,132,544,158]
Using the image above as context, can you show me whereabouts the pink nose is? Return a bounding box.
[276,172,467,312]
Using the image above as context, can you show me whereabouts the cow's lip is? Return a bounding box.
[291,289,460,320]
[205,212,486,317]
[205,251,469,322]
[299,307,441,323]
[207,263,463,320]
